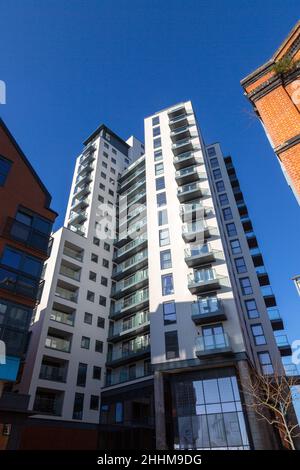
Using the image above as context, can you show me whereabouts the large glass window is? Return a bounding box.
[155,176,165,191]
[76,363,87,387]
[162,274,174,296]
[154,150,163,162]
[155,162,164,176]
[0,156,12,186]
[153,126,161,137]
[245,299,259,319]
[251,324,266,345]
[160,250,172,269]
[258,352,273,375]
[165,330,179,359]
[163,301,176,325]
[239,277,253,295]
[1,247,42,278]
[158,209,168,226]
[153,137,162,149]
[72,393,84,420]
[159,228,170,246]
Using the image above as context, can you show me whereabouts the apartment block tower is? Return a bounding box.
[241,20,300,204]
[17,102,294,450]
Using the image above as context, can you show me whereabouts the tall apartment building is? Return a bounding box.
[17,102,295,450]
[241,20,300,204]
[0,119,57,449]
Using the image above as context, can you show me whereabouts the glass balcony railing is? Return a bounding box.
[112,250,148,275]
[108,341,150,363]
[192,297,223,318]
[50,310,75,326]
[109,312,149,338]
[185,243,216,259]
[182,221,208,235]
[267,308,281,321]
[106,364,152,386]
[119,179,146,201]
[190,268,216,283]
[0,265,43,301]
[59,265,81,282]
[119,167,145,192]
[169,113,188,124]
[45,336,71,353]
[3,217,53,256]
[111,289,149,316]
[284,363,300,376]
[55,286,78,303]
[63,246,83,262]
[111,270,148,296]
[195,333,231,354]
[113,238,146,260]
[39,365,66,382]
[275,335,290,347]
[68,211,88,223]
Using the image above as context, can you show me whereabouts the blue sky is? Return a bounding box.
[1,1,300,349]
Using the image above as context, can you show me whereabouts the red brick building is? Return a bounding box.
[0,118,57,448]
[241,21,300,204]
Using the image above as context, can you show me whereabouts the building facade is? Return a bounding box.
[17,102,294,450]
[0,119,57,448]
[241,20,300,204]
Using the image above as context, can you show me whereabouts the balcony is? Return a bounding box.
[180,202,214,221]
[63,243,84,262]
[111,270,148,299]
[112,249,148,280]
[55,281,78,303]
[119,167,145,193]
[3,217,53,257]
[106,343,150,368]
[68,210,88,226]
[268,308,284,330]
[73,182,91,199]
[173,151,203,170]
[71,196,90,212]
[50,308,75,327]
[169,112,189,129]
[275,335,292,356]
[105,365,152,387]
[195,332,232,358]
[33,391,63,416]
[108,313,150,343]
[119,179,146,202]
[0,265,43,302]
[75,169,93,186]
[45,335,71,353]
[284,363,300,377]
[172,138,196,156]
[119,190,147,219]
[77,160,94,177]
[110,289,149,320]
[68,224,86,237]
[177,182,209,203]
[39,363,67,383]
[191,298,226,325]
[261,285,277,308]
[188,269,227,294]
[113,238,147,263]
[184,244,221,267]
[182,222,218,243]
[170,125,191,142]
[59,261,81,282]
[175,166,206,185]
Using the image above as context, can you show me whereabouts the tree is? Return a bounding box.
[243,367,300,450]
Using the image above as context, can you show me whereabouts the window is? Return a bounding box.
[240,277,253,295]
[99,295,107,306]
[210,157,218,168]
[95,340,103,353]
[102,258,109,268]
[115,402,123,423]
[230,239,241,254]
[158,209,168,226]
[103,151,108,158]
[76,363,87,387]
[112,148,117,155]
[156,192,166,207]
[152,116,159,126]
[153,137,161,149]
[245,299,259,319]
[216,181,225,192]
[234,257,247,274]
[165,331,179,359]
[0,156,12,186]
[90,395,99,410]
[111,157,116,165]
[155,176,165,191]
[219,193,229,206]
[89,271,96,282]
[93,237,100,246]
[102,161,107,169]
[226,223,237,237]
[160,250,172,269]
[154,150,163,162]
[93,366,101,380]
[104,242,110,251]
[101,276,108,287]
[162,274,174,296]
[222,207,233,221]
[84,312,93,324]
[72,393,84,420]
[91,253,98,263]
[251,324,266,345]
[1,247,42,278]
[104,142,109,149]
[111,167,116,174]
[207,147,216,157]
[258,352,273,375]
[81,336,90,349]
[153,126,160,137]
[87,291,95,302]
[101,171,106,180]
[108,189,114,197]
[213,169,222,180]
[155,162,164,175]
[99,183,105,191]
[163,301,176,325]
[15,209,51,235]
[159,228,170,246]
[97,316,105,328]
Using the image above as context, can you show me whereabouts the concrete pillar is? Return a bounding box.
[154,370,168,450]
[237,360,279,450]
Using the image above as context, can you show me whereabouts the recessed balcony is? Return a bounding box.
[182,222,218,243]
[195,332,232,358]
[188,269,227,294]
[177,182,210,203]
[68,210,88,226]
[268,308,284,330]
[50,304,75,327]
[3,217,53,257]
[175,166,206,186]
[39,358,68,383]
[45,332,72,354]
[173,151,203,170]
[111,269,148,299]
[184,243,221,267]
[275,335,292,357]
[110,289,149,320]
[76,169,93,186]
[172,138,195,155]
[106,343,150,368]
[33,389,64,416]
[170,125,192,142]
[191,298,226,325]
[73,183,91,199]
[71,196,90,212]
[169,113,190,130]
[55,280,78,303]
[0,264,43,303]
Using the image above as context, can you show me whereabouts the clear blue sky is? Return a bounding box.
[1,1,300,348]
